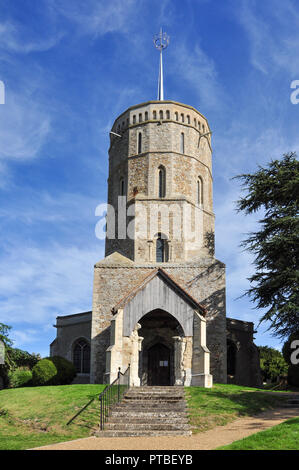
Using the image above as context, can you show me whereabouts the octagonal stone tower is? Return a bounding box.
[105,100,214,263]
[90,99,227,386]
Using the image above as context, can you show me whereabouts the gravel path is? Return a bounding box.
[32,407,299,450]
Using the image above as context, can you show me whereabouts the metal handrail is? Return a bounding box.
[99,364,130,431]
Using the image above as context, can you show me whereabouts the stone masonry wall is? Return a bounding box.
[90,259,226,384]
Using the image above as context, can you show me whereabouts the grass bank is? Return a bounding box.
[185,383,286,433]
[218,417,299,450]
[0,384,105,450]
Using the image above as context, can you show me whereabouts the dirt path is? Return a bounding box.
[32,407,299,450]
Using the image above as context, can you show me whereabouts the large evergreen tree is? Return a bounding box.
[235,153,299,339]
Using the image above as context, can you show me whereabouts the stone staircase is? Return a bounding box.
[96,386,191,437]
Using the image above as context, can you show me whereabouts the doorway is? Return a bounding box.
[148,343,171,385]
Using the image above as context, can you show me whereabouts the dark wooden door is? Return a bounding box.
[148,343,170,386]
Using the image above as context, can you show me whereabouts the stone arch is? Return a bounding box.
[227,339,237,376]
[158,165,166,197]
[72,337,91,374]
[138,309,185,385]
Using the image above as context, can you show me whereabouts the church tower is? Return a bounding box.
[50,31,262,389]
[90,31,227,387]
[106,100,214,264]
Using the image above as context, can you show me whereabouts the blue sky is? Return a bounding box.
[0,0,298,357]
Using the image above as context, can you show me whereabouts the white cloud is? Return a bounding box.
[51,0,140,37]
[173,42,223,110]
[235,0,299,75]
[0,242,103,327]
[0,89,51,166]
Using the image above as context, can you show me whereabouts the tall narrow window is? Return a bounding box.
[197,177,203,205]
[153,110,157,119]
[187,115,190,124]
[166,110,170,119]
[145,111,148,120]
[138,132,142,154]
[181,113,184,123]
[120,178,125,196]
[158,166,166,198]
[133,115,136,124]
[73,339,90,374]
[156,233,168,262]
[139,113,142,123]
[180,133,185,154]
[159,110,163,120]
[175,112,178,121]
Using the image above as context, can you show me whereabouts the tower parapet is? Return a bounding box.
[106,100,214,263]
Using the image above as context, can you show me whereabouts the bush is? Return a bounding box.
[48,356,76,385]
[288,364,299,387]
[31,356,76,386]
[8,368,32,388]
[32,358,57,386]
[259,346,288,382]
[7,348,40,370]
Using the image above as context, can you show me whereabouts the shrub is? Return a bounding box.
[47,356,76,385]
[8,348,40,370]
[259,346,288,382]
[32,358,57,386]
[8,367,32,388]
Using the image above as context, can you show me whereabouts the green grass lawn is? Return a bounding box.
[0,384,105,450]
[185,383,286,433]
[218,417,299,450]
[0,383,288,450]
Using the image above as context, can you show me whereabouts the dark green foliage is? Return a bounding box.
[31,356,76,386]
[0,323,13,347]
[48,356,76,385]
[287,364,299,387]
[8,348,40,370]
[258,346,288,382]
[32,359,57,386]
[234,153,299,339]
[8,368,32,388]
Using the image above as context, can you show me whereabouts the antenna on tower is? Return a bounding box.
[153,28,169,101]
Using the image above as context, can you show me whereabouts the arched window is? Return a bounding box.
[158,165,166,198]
[166,110,170,119]
[187,115,190,124]
[138,132,142,154]
[175,112,178,121]
[181,113,184,123]
[180,133,185,154]
[133,115,136,124]
[73,339,90,374]
[139,113,142,123]
[153,110,157,119]
[227,340,237,376]
[120,178,125,196]
[156,233,168,262]
[145,111,148,120]
[159,110,163,120]
[197,177,203,205]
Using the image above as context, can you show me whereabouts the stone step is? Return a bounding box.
[105,422,190,431]
[96,430,192,437]
[110,412,188,419]
[108,416,189,424]
[100,386,191,437]
[112,406,187,412]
